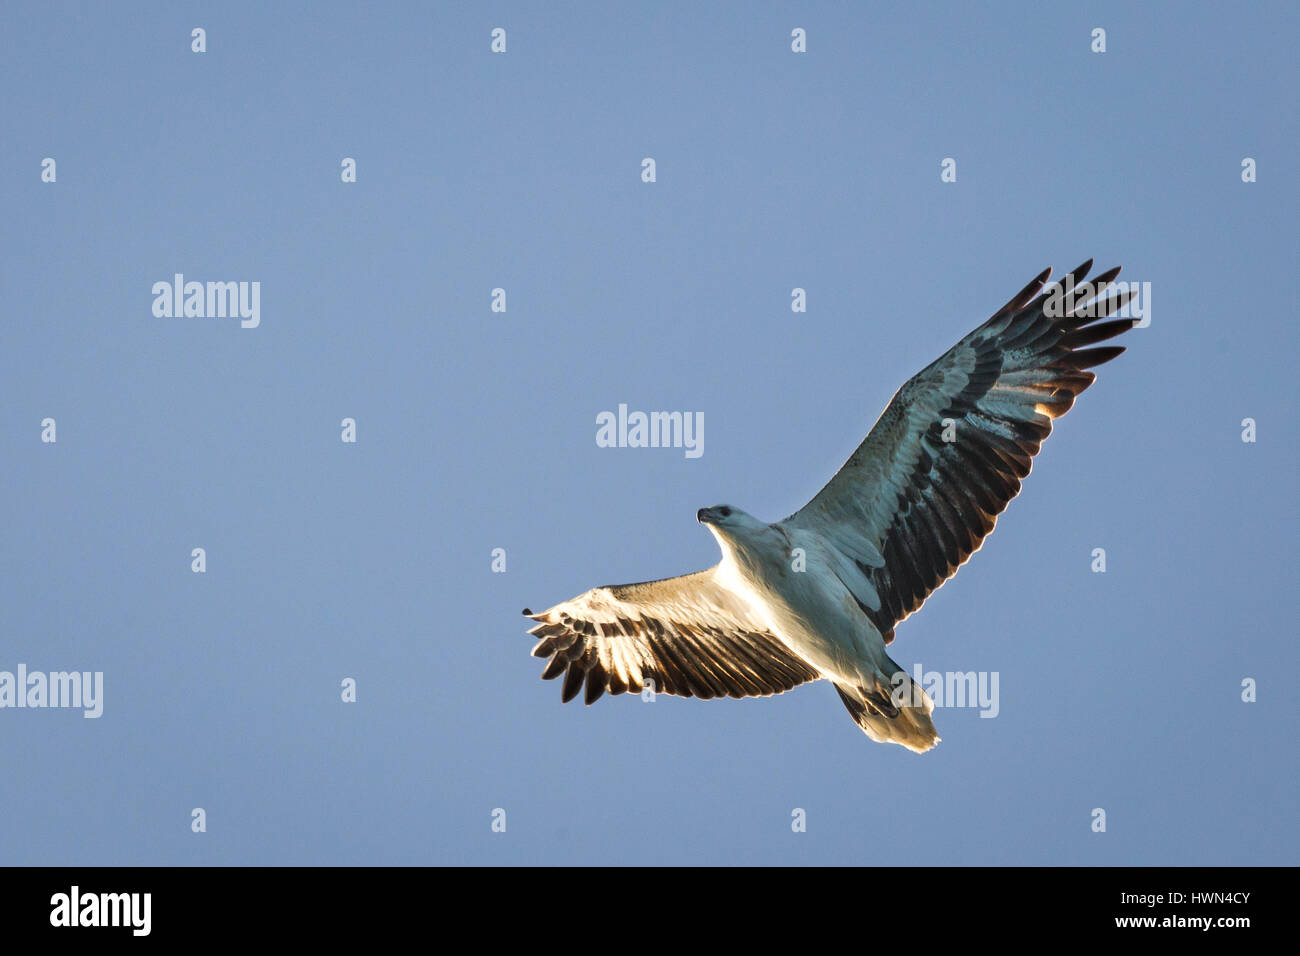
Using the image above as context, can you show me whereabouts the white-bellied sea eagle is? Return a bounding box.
[524,261,1136,752]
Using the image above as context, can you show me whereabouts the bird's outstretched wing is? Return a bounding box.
[524,569,821,705]
[784,260,1136,640]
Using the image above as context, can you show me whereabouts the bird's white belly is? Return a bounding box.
[717,544,885,685]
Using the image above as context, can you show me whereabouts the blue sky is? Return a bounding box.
[2,1,1296,865]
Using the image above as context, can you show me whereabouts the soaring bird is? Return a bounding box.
[523,261,1136,752]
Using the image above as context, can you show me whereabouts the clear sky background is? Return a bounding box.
[2,1,1296,865]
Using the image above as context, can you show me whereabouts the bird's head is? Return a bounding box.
[697,505,778,571]
[697,504,766,540]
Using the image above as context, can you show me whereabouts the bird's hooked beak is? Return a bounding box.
[697,507,718,525]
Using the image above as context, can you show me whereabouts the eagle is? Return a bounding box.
[524,261,1136,752]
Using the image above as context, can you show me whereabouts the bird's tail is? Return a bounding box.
[835,660,939,753]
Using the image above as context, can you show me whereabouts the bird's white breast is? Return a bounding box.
[717,527,886,685]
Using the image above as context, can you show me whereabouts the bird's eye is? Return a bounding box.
[720,507,731,517]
